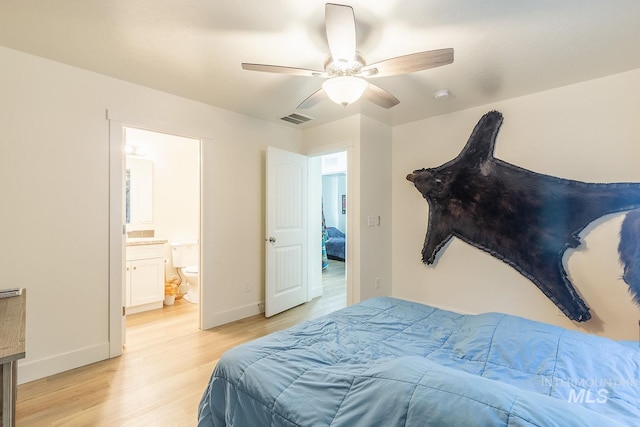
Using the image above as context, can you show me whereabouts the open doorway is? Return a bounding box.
[123,127,200,339]
[320,151,347,309]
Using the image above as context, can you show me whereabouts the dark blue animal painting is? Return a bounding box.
[407,111,640,321]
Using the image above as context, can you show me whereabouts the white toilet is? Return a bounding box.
[171,241,200,304]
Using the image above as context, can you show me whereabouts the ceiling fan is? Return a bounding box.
[241,3,454,109]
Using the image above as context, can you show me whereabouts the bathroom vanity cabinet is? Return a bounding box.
[125,241,166,314]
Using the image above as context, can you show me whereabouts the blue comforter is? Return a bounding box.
[198,297,640,426]
[325,227,345,260]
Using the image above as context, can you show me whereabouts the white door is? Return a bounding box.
[266,147,308,317]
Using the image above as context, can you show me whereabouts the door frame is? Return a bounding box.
[108,119,125,356]
[108,111,207,357]
[308,147,355,307]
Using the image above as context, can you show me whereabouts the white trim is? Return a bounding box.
[345,145,358,305]
[308,285,324,300]
[199,138,214,330]
[307,155,323,302]
[125,301,163,315]
[108,110,208,356]
[106,109,215,141]
[108,119,125,357]
[202,302,263,329]
[19,343,110,385]
[305,145,357,307]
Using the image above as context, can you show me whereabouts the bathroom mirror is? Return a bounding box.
[126,157,153,224]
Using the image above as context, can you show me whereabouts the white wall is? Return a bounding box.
[392,69,640,340]
[0,45,302,383]
[125,128,200,245]
[307,156,323,300]
[359,116,393,300]
[303,115,393,304]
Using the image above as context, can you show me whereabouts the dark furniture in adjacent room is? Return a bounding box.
[325,226,345,260]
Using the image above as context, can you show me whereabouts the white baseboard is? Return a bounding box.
[125,301,163,315]
[201,302,262,330]
[309,284,323,300]
[18,342,110,384]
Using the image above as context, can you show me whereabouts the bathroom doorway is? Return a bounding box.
[122,127,201,338]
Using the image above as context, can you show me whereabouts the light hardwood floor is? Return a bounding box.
[16,260,346,426]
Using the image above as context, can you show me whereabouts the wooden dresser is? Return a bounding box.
[0,289,26,427]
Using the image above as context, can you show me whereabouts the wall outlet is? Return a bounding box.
[244,281,251,292]
[375,277,381,289]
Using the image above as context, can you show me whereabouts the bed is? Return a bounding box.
[198,297,640,426]
[325,226,345,261]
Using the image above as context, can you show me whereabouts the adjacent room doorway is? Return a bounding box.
[264,148,348,318]
[320,151,347,310]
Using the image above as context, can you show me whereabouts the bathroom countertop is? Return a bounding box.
[126,238,168,246]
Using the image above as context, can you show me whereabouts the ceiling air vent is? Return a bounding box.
[280,113,314,125]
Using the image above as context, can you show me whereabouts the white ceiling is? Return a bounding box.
[1,0,639,129]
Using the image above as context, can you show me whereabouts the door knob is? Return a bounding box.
[267,237,276,243]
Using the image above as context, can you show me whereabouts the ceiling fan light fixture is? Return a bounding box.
[241,4,453,111]
[322,76,368,106]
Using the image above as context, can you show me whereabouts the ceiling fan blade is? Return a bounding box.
[297,88,328,109]
[363,83,400,109]
[325,3,356,63]
[361,48,454,77]
[242,63,327,77]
